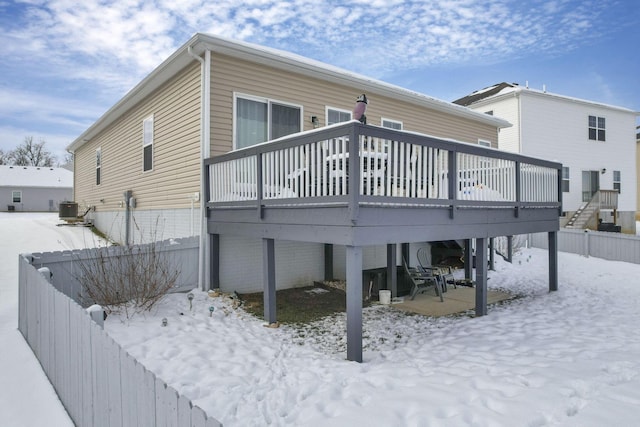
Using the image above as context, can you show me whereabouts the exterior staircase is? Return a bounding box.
[565,190,619,229]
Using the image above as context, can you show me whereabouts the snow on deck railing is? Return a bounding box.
[206,122,561,208]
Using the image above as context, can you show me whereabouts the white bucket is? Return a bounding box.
[379,290,391,305]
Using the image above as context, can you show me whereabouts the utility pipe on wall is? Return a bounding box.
[188,44,211,290]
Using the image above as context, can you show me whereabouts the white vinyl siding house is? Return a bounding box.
[454,83,638,233]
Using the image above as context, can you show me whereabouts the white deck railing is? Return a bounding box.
[207,122,561,209]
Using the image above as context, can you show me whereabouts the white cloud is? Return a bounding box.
[0,0,628,149]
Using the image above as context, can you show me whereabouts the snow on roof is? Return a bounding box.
[0,165,73,189]
[457,82,639,114]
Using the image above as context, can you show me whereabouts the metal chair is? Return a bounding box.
[402,256,443,301]
[417,247,456,292]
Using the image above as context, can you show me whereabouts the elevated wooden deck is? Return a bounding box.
[203,122,562,362]
[205,122,562,245]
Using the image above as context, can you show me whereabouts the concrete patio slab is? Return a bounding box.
[389,285,514,317]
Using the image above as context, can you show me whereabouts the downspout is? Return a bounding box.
[188,45,211,291]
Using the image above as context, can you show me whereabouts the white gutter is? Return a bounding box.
[188,45,211,291]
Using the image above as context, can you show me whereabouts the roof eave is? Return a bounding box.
[68,33,510,152]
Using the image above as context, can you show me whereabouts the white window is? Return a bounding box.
[143,115,154,171]
[326,107,351,125]
[12,190,22,203]
[613,170,621,193]
[478,139,491,147]
[588,115,605,141]
[96,148,101,185]
[234,94,302,149]
[382,118,403,130]
[562,166,570,192]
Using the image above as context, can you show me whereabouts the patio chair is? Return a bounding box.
[402,256,443,302]
[417,247,457,292]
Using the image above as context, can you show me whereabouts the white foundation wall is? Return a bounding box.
[218,236,325,293]
[87,208,201,244]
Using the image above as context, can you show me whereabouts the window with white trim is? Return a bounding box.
[588,115,605,141]
[562,166,570,192]
[326,107,351,125]
[381,118,403,130]
[613,170,621,193]
[478,139,491,147]
[12,190,22,203]
[96,148,101,185]
[143,115,154,171]
[234,94,302,149]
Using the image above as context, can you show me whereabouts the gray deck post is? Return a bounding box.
[262,238,276,324]
[345,245,363,363]
[386,244,397,297]
[507,235,513,263]
[324,244,334,281]
[210,234,220,290]
[401,243,410,267]
[464,239,472,280]
[548,231,558,292]
[489,238,495,271]
[475,237,488,317]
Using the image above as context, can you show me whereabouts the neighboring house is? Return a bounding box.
[0,165,73,212]
[68,34,562,361]
[454,82,639,234]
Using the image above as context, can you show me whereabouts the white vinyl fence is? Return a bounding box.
[18,240,222,427]
[529,229,640,264]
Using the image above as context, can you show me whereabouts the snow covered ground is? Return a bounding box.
[0,213,102,426]
[2,213,640,426]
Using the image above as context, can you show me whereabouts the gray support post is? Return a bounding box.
[489,238,495,271]
[401,243,410,267]
[345,245,363,363]
[262,238,276,324]
[548,231,558,292]
[475,238,488,317]
[464,239,473,280]
[324,244,334,281]
[386,244,397,297]
[209,234,220,290]
[507,235,513,263]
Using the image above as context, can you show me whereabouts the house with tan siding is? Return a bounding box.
[69,34,563,361]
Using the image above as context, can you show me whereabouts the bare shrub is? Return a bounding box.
[77,236,180,319]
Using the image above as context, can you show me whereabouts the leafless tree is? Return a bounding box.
[0,148,6,165]
[8,136,57,166]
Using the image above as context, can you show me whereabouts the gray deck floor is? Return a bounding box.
[389,286,514,317]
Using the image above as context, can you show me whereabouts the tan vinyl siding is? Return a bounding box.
[74,63,201,212]
[209,53,497,155]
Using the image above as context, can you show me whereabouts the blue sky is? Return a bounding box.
[0,0,638,162]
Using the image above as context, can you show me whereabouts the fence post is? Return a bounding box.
[38,267,52,282]
[87,305,105,328]
[583,229,590,258]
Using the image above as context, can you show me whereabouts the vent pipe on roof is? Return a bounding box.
[543,84,547,93]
